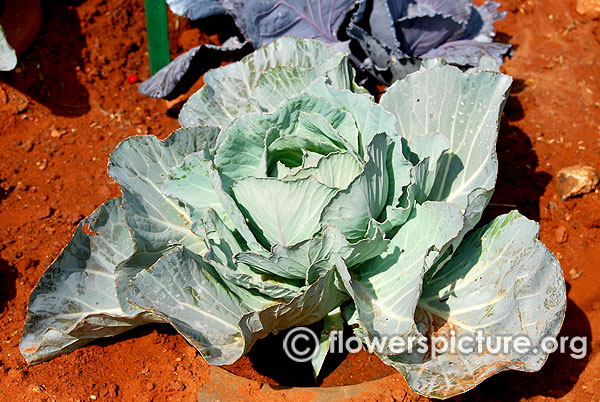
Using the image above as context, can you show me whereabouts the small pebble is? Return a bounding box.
[90,396,97,401]
[50,129,67,138]
[592,302,600,311]
[556,165,599,200]
[555,226,568,244]
[576,0,600,18]
[569,268,583,280]
[145,382,155,391]
[171,381,185,391]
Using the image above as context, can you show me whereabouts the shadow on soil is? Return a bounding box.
[225,322,357,387]
[1,1,90,116]
[481,96,552,224]
[92,323,179,348]
[0,258,17,313]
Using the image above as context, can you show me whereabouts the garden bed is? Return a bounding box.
[0,0,599,400]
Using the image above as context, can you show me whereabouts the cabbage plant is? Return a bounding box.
[348,0,512,84]
[21,38,565,399]
[140,0,511,96]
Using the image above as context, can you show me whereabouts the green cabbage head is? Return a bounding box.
[20,38,565,399]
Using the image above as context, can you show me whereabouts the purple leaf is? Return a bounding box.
[395,14,462,56]
[386,0,410,21]
[406,0,472,23]
[421,39,510,66]
[366,0,399,50]
[221,0,357,48]
[348,0,510,83]
[166,0,227,20]
[460,1,506,42]
[138,39,250,98]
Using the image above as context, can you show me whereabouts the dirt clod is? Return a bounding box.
[577,0,600,19]
[569,268,583,280]
[170,381,186,391]
[556,165,599,200]
[107,383,118,397]
[555,225,569,243]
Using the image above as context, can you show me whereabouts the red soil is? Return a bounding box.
[0,0,599,401]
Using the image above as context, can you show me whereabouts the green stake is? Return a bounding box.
[144,0,170,75]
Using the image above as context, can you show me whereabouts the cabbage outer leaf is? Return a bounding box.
[20,199,159,364]
[179,38,355,130]
[128,246,348,365]
[383,211,566,399]
[380,64,512,240]
[338,201,463,355]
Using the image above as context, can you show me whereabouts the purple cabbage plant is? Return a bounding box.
[348,0,512,85]
[140,0,510,97]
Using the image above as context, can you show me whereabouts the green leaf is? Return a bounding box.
[236,225,389,282]
[304,80,400,156]
[252,66,329,111]
[239,267,349,340]
[197,208,303,300]
[321,134,390,240]
[380,65,512,234]
[214,95,360,190]
[384,211,566,399]
[128,246,254,365]
[179,38,352,130]
[213,113,269,191]
[284,151,362,190]
[312,307,344,379]
[200,148,265,253]
[251,54,354,110]
[375,184,415,235]
[20,199,156,364]
[267,135,339,169]
[163,152,228,224]
[335,226,389,268]
[293,112,361,161]
[232,177,337,248]
[114,248,170,312]
[0,25,17,71]
[407,133,451,203]
[343,202,463,355]
[376,136,414,233]
[107,128,217,301]
[128,246,348,365]
[302,150,328,168]
[108,128,215,255]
